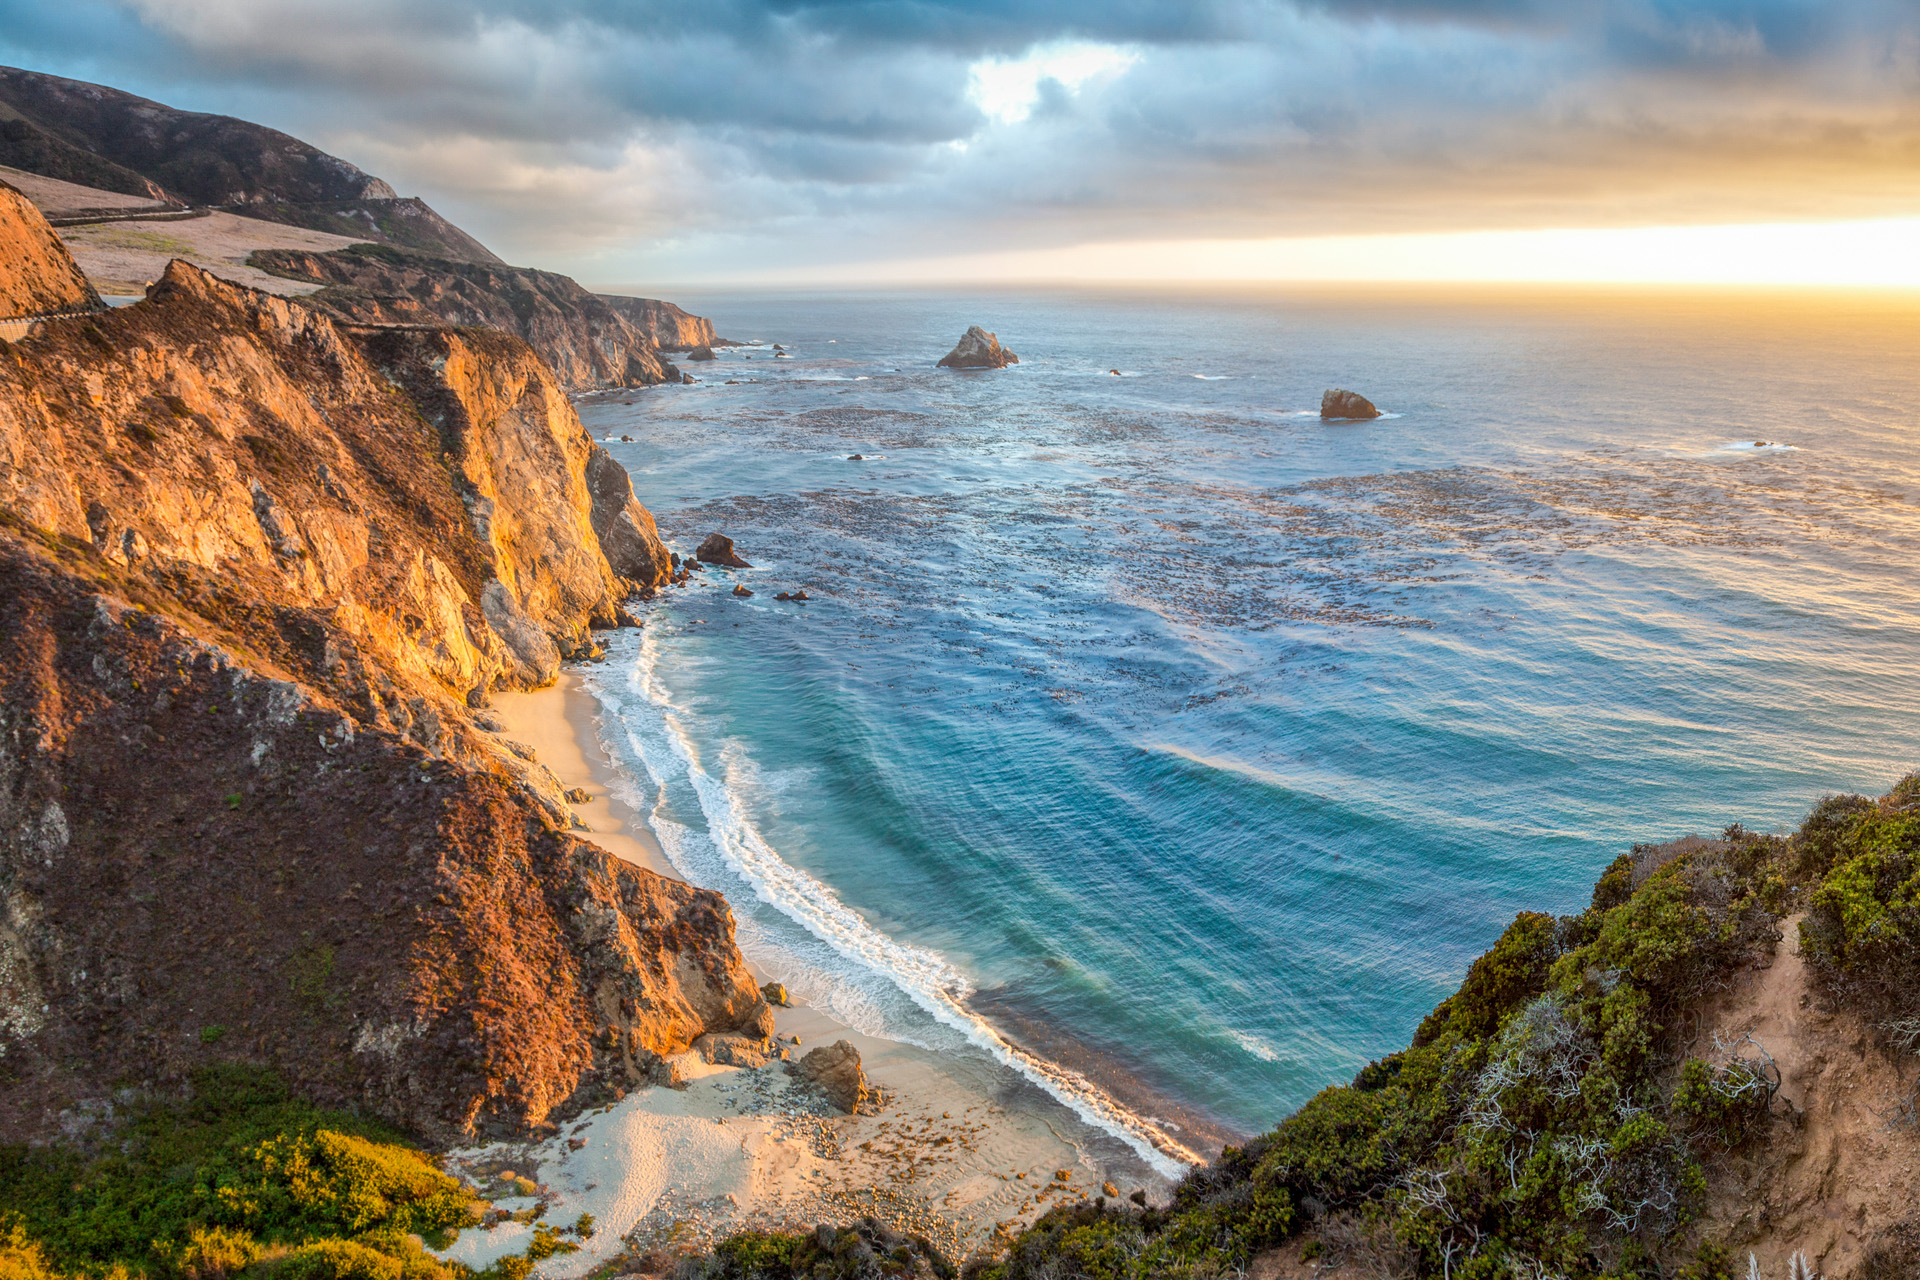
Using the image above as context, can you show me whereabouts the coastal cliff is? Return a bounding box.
[250,243,691,392]
[599,294,717,351]
[0,191,767,1144]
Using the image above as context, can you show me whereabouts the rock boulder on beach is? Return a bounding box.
[788,1040,870,1113]
[937,325,1018,369]
[1320,388,1382,420]
[697,532,751,567]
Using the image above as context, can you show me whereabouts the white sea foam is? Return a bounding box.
[1226,1028,1281,1063]
[578,628,1199,1176]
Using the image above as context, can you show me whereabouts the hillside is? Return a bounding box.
[250,242,694,392]
[0,66,499,263]
[0,186,756,1147]
[942,785,1920,1280]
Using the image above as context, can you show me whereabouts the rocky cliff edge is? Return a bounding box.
[0,203,765,1144]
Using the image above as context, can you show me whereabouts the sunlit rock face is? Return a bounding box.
[0,196,756,1145]
[0,180,101,317]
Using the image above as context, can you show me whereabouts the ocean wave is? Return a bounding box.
[1718,439,1800,451]
[582,627,1201,1176]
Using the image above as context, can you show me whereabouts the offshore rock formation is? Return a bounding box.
[251,244,692,393]
[599,294,718,351]
[0,193,763,1142]
[1320,387,1382,419]
[696,533,752,568]
[0,66,498,263]
[0,180,101,317]
[937,325,1018,369]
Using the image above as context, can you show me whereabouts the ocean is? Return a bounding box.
[572,285,1920,1172]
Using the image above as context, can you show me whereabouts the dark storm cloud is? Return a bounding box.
[1,0,1916,276]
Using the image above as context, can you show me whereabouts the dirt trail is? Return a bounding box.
[1690,915,1920,1277]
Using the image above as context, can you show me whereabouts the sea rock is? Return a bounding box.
[687,345,717,361]
[936,325,1018,370]
[848,454,864,460]
[762,981,790,1006]
[1320,388,1382,420]
[788,1040,870,1113]
[791,590,810,602]
[732,584,753,597]
[697,532,751,568]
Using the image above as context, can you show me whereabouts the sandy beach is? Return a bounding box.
[471,670,1174,1274]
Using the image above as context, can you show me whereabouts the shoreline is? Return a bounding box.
[478,667,1176,1273]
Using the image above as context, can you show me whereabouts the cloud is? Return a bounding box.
[1,0,1917,280]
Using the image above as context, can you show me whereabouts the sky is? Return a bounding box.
[4,0,1920,286]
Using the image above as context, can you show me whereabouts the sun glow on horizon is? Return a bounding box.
[734,217,1920,288]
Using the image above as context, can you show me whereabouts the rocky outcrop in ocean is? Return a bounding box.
[0,192,760,1144]
[697,532,752,567]
[1320,388,1382,419]
[937,326,1018,369]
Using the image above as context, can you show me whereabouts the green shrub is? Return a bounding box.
[1413,912,1559,1047]
[154,1228,264,1280]
[981,799,1820,1279]
[0,1068,472,1280]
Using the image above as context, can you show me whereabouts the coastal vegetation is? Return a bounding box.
[0,1066,515,1280]
[689,776,1920,1279]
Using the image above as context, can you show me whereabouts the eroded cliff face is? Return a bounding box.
[0,180,101,317]
[0,207,754,1143]
[0,557,764,1143]
[250,245,693,392]
[599,294,718,352]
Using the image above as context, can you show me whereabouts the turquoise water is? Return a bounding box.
[575,286,1920,1170]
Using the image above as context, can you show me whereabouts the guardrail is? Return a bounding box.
[46,207,205,228]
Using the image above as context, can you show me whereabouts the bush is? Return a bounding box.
[979,802,1814,1279]
[0,1068,475,1280]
